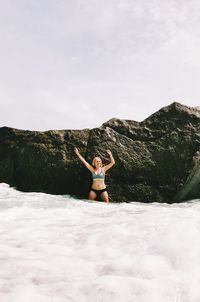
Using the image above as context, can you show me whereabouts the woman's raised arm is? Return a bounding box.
[74,147,94,172]
[104,150,115,172]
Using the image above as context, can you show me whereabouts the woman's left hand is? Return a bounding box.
[107,150,112,156]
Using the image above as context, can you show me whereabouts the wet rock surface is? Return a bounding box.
[1,102,200,202]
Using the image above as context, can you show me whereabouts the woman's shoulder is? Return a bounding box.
[101,166,106,174]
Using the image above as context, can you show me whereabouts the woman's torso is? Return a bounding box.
[91,167,106,190]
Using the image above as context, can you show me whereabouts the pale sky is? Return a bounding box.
[0,0,200,130]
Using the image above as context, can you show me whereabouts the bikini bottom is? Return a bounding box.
[91,187,107,197]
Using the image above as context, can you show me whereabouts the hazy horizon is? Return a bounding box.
[0,0,200,130]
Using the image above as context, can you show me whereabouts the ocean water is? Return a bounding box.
[0,183,200,302]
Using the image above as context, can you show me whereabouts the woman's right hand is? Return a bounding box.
[74,147,79,155]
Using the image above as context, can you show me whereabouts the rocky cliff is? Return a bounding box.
[1,102,200,202]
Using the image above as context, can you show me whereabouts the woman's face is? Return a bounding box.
[94,157,102,168]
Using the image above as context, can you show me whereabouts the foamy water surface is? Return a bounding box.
[0,183,200,302]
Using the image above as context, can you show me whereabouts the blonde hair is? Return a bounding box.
[92,157,102,168]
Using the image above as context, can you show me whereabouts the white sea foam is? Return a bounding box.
[0,183,200,302]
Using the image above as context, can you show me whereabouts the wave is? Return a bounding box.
[0,183,200,302]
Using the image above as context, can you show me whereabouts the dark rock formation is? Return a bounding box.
[1,102,200,202]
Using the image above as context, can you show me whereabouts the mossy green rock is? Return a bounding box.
[1,102,200,202]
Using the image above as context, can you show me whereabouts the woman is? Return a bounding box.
[74,147,115,203]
